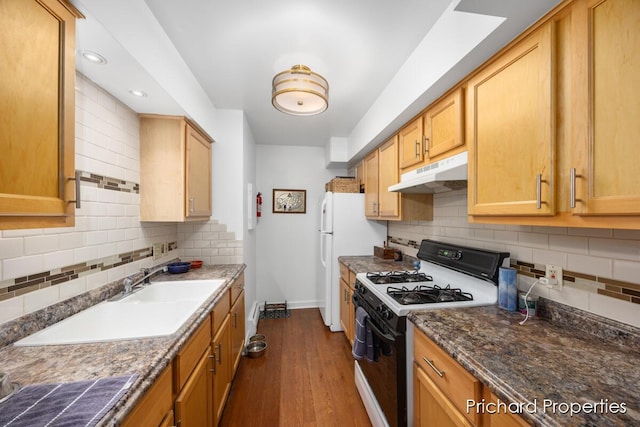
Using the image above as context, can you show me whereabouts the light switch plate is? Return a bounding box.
[153,242,165,260]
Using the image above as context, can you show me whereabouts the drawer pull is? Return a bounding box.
[423,356,445,377]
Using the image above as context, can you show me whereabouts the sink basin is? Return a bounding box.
[14,279,226,346]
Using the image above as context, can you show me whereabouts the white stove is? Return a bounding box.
[355,261,499,317]
[352,240,510,427]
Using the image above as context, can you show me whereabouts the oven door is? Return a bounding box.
[353,299,406,427]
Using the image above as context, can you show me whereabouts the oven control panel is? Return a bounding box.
[438,248,462,260]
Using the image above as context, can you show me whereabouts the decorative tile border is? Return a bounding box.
[0,242,178,301]
[511,261,640,305]
[78,170,139,193]
[388,235,640,306]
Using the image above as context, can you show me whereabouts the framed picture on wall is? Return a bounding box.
[272,189,306,214]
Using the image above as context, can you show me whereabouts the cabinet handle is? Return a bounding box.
[536,174,547,209]
[68,170,81,209]
[189,197,195,213]
[233,312,238,328]
[423,135,429,154]
[209,354,216,374]
[414,140,420,158]
[423,356,445,378]
[216,343,222,364]
[570,168,582,209]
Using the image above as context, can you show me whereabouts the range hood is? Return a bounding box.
[388,151,468,193]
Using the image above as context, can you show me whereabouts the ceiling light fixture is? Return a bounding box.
[272,64,329,116]
[129,90,148,97]
[81,50,107,65]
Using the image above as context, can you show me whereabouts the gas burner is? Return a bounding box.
[386,284,473,305]
[365,271,433,285]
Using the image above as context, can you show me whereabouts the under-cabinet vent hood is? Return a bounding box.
[388,151,468,193]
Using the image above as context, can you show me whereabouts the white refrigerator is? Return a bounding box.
[318,192,387,331]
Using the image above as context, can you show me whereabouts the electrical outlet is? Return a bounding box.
[153,242,165,260]
[545,264,563,289]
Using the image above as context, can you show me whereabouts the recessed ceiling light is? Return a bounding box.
[129,90,148,98]
[81,50,107,65]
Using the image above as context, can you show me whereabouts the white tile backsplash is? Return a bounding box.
[389,189,640,327]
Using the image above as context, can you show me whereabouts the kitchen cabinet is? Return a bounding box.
[414,328,530,427]
[423,87,465,163]
[466,0,640,229]
[212,314,231,425]
[230,290,245,375]
[0,0,82,230]
[121,364,173,427]
[175,348,213,427]
[139,115,213,222]
[413,327,481,426]
[467,22,555,217]
[339,262,355,345]
[399,87,466,175]
[399,117,424,170]
[364,136,433,221]
[569,0,640,216]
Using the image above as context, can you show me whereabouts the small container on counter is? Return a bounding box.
[498,267,518,311]
[519,293,539,317]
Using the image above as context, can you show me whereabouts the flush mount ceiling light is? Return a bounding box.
[272,65,329,116]
[81,50,107,65]
[129,89,148,97]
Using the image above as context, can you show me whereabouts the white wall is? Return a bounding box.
[255,145,346,307]
[388,189,640,327]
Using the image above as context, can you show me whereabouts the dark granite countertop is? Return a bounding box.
[0,264,245,426]
[409,303,640,427]
[338,255,416,274]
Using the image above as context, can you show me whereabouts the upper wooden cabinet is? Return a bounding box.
[467,22,555,216]
[364,136,433,221]
[423,87,465,162]
[0,0,82,230]
[399,117,424,170]
[140,115,213,222]
[467,0,640,228]
[570,0,640,216]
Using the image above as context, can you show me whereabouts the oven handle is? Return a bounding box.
[365,317,397,344]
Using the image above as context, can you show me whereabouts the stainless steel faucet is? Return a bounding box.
[122,265,168,295]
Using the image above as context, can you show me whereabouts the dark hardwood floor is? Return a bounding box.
[220,308,372,427]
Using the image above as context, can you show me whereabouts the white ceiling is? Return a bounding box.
[71,0,560,152]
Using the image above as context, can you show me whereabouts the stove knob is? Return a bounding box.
[381,309,393,320]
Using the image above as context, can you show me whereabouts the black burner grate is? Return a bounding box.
[386,284,473,305]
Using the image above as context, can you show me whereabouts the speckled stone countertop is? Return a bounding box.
[409,302,640,427]
[0,264,245,426]
[338,255,417,273]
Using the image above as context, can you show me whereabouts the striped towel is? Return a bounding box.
[352,306,375,361]
[0,374,137,427]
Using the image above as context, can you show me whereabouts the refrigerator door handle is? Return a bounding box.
[320,233,327,268]
[320,197,329,233]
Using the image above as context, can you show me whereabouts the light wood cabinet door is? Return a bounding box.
[467,22,555,216]
[186,125,212,218]
[175,348,213,427]
[414,364,473,427]
[364,150,380,217]
[378,136,401,218]
[140,115,213,222]
[212,314,231,426]
[230,290,245,376]
[570,0,640,215]
[339,278,352,343]
[481,387,531,427]
[399,117,424,169]
[424,87,465,161]
[0,0,81,230]
[121,364,173,427]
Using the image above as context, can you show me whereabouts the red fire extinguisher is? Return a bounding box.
[256,192,262,217]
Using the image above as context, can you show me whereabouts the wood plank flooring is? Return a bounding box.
[219,308,372,427]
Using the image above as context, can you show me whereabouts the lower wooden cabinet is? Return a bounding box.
[212,314,231,425]
[123,275,245,427]
[339,262,356,345]
[175,348,212,427]
[413,328,530,427]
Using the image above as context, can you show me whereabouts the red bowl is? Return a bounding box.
[191,260,203,269]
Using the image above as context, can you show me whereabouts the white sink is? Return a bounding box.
[14,279,226,346]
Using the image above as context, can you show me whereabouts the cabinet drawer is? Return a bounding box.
[230,272,245,306]
[121,364,173,427]
[212,289,231,334]
[414,329,481,426]
[174,315,212,392]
